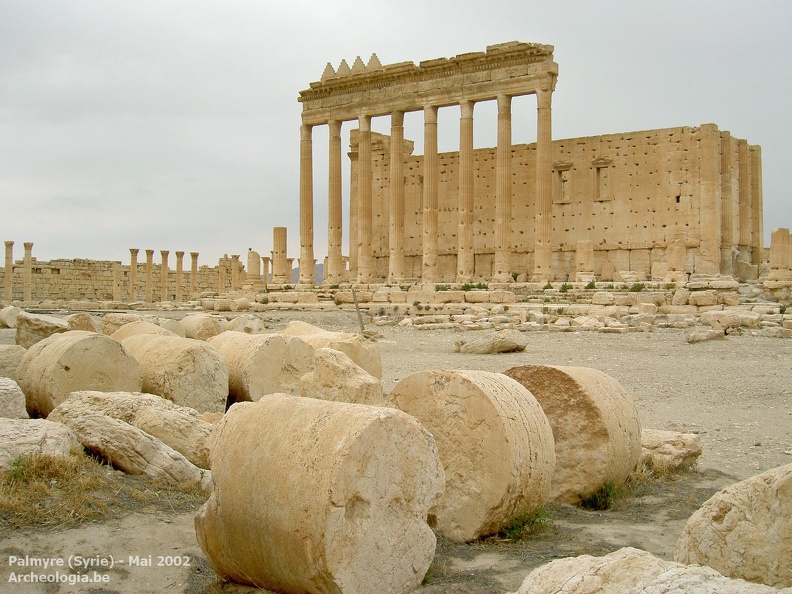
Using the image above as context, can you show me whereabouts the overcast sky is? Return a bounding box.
[1,0,790,267]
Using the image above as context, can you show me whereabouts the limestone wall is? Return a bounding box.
[0,257,233,303]
[356,124,761,282]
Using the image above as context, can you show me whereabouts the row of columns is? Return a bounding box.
[3,241,34,302]
[128,249,200,302]
[299,89,555,286]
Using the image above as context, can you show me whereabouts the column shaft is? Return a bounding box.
[533,88,554,282]
[422,105,439,283]
[4,241,13,302]
[144,250,154,302]
[493,95,512,282]
[457,101,475,282]
[190,252,199,296]
[160,250,169,302]
[696,123,721,275]
[737,139,752,256]
[327,119,344,283]
[357,115,373,283]
[175,251,184,301]
[129,248,139,302]
[299,123,315,285]
[23,242,33,302]
[388,111,405,283]
[720,132,736,275]
[750,145,763,265]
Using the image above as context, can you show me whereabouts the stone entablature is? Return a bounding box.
[298,41,557,124]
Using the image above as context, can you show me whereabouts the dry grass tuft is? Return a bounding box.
[0,452,207,532]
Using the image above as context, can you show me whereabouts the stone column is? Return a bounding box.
[720,132,737,276]
[144,249,154,302]
[533,87,554,283]
[695,123,721,276]
[129,248,139,302]
[737,139,752,260]
[175,251,184,301]
[493,94,512,282]
[299,123,315,285]
[421,105,439,284]
[261,256,270,290]
[769,228,791,276]
[457,100,475,282]
[22,242,33,303]
[388,111,405,283]
[218,256,227,293]
[190,252,199,296]
[247,250,261,284]
[326,119,344,284]
[750,145,763,265]
[113,262,121,301]
[272,227,290,284]
[160,250,169,302]
[348,141,359,281]
[231,255,240,290]
[4,241,13,302]
[357,114,373,284]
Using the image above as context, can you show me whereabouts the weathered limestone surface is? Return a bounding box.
[641,428,702,472]
[225,314,267,334]
[120,334,228,413]
[503,365,641,504]
[278,320,382,379]
[17,330,143,417]
[158,318,187,337]
[455,329,527,354]
[299,347,384,405]
[0,418,82,471]
[65,313,99,333]
[52,412,207,486]
[0,377,28,419]
[700,309,762,331]
[180,313,226,342]
[15,312,70,349]
[0,305,22,328]
[207,331,314,402]
[110,320,180,342]
[101,313,147,335]
[387,369,555,542]
[513,547,787,594]
[674,463,792,588]
[0,344,26,381]
[49,391,212,469]
[196,395,444,593]
[688,327,726,343]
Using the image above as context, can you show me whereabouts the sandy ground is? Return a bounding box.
[1,310,791,593]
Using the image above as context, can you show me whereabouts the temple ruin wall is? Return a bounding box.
[353,124,761,282]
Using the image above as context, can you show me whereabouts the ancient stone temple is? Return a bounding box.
[297,42,763,285]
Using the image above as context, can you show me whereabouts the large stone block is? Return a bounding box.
[120,334,228,414]
[0,418,82,471]
[17,330,143,417]
[180,313,226,341]
[15,312,70,349]
[299,347,384,406]
[195,395,443,593]
[387,369,555,542]
[503,365,642,504]
[49,391,212,469]
[514,547,785,593]
[674,463,792,588]
[100,313,147,335]
[110,320,180,342]
[0,305,22,328]
[0,377,28,419]
[641,428,702,472]
[208,331,314,402]
[0,344,26,382]
[278,321,382,379]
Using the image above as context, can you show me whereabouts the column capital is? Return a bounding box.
[497,94,512,112]
[4,241,14,248]
[460,100,475,118]
[145,249,154,257]
[160,250,169,258]
[190,251,199,259]
[536,86,553,109]
[175,251,184,258]
[23,242,33,251]
[129,248,139,256]
[300,123,313,139]
[358,113,371,131]
[391,110,404,126]
[328,119,342,134]
[423,104,438,123]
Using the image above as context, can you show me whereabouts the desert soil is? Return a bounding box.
[1,309,791,593]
